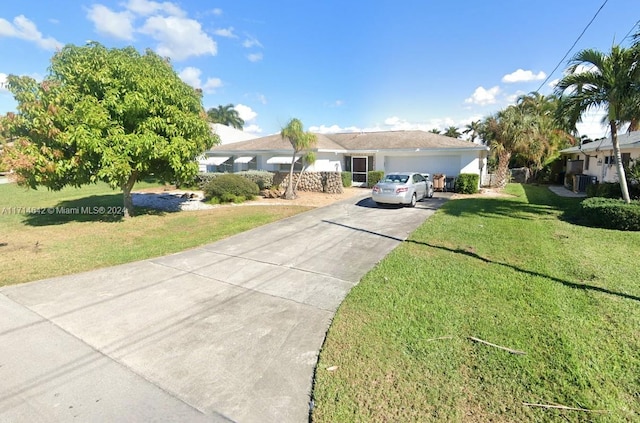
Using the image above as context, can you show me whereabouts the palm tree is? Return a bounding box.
[443,126,461,138]
[555,46,640,203]
[281,118,317,199]
[482,106,539,187]
[428,128,441,134]
[206,104,245,130]
[463,120,481,143]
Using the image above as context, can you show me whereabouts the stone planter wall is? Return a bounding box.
[273,171,344,194]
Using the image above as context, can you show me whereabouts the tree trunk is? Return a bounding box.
[610,122,631,203]
[283,151,297,199]
[121,171,138,218]
[495,149,512,188]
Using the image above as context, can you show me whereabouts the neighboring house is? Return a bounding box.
[559,130,640,187]
[203,130,490,186]
[198,124,258,172]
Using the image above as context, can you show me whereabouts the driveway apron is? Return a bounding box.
[0,194,448,422]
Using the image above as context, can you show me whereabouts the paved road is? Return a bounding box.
[1,193,449,422]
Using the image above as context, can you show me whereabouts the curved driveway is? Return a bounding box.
[0,193,449,422]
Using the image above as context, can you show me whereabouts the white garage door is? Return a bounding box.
[385,155,461,176]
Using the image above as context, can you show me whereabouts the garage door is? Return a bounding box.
[385,155,460,176]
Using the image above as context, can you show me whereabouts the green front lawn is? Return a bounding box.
[312,184,640,422]
[0,181,311,286]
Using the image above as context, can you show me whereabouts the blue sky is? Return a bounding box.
[0,0,638,139]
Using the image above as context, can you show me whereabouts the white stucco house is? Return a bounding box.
[559,130,640,187]
[202,130,490,187]
[198,124,258,172]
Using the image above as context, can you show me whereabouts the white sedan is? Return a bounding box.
[371,172,433,207]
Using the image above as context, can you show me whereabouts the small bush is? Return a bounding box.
[237,170,274,190]
[341,171,352,188]
[202,174,259,203]
[194,173,223,189]
[368,170,385,187]
[580,197,640,231]
[454,173,479,194]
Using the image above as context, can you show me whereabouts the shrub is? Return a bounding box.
[368,170,385,187]
[586,182,622,199]
[236,170,274,190]
[580,197,640,231]
[194,172,223,189]
[341,171,352,188]
[202,174,259,203]
[454,173,479,194]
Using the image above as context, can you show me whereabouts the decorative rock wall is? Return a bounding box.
[273,172,344,194]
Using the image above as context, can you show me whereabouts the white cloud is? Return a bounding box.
[214,27,236,38]
[202,78,222,93]
[247,52,263,62]
[548,78,560,89]
[87,5,134,40]
[464,86,500,106]
[211,8,223,16]
[234,104,257,122]
[178,67,222,93]
[502,69,546,83]
[243,36,262,49]
[0,15,63,50]
[139,16,217,60]
[0,73,7,92]
[125,0,185,17]
[243,123,262,135]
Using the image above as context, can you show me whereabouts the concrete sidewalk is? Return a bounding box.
[0,194,449,422]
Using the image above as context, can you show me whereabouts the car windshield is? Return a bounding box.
[383,175,409,184]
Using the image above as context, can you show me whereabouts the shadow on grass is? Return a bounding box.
[414,240,640,303]
[322,217,640,304]
[22,194,171,226]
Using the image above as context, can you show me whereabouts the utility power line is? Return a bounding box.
[536,0,609,92]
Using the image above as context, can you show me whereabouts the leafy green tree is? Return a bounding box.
[206,104,245,130]
[280,118,317,200]
[514,92,574,174]
[555,46,640,203]
[463,120,481,143]
[1,42,216,217]
[428,128,441,134]
[443,126,461,138]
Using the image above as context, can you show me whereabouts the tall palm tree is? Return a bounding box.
[206,104,245,130]
[555,46,640,203]
[443,126,461,138]
[463,120,481,143]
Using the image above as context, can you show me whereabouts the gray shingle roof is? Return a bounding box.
[209,130,487,153]
[561,131,640,154]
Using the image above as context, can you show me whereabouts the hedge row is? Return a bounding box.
[587,182,640,200]
[580,197,640,231]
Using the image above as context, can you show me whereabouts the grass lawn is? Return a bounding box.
[0,181,311,286]
[312,184,640,422]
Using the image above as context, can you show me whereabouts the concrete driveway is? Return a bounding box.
[0,193,449,422]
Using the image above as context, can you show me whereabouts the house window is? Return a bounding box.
[604,156,615,165]
[622,153,631,168]
[584,156,590,171]
[279,162,302,172]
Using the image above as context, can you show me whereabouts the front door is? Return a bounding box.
[352,157,368,186]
